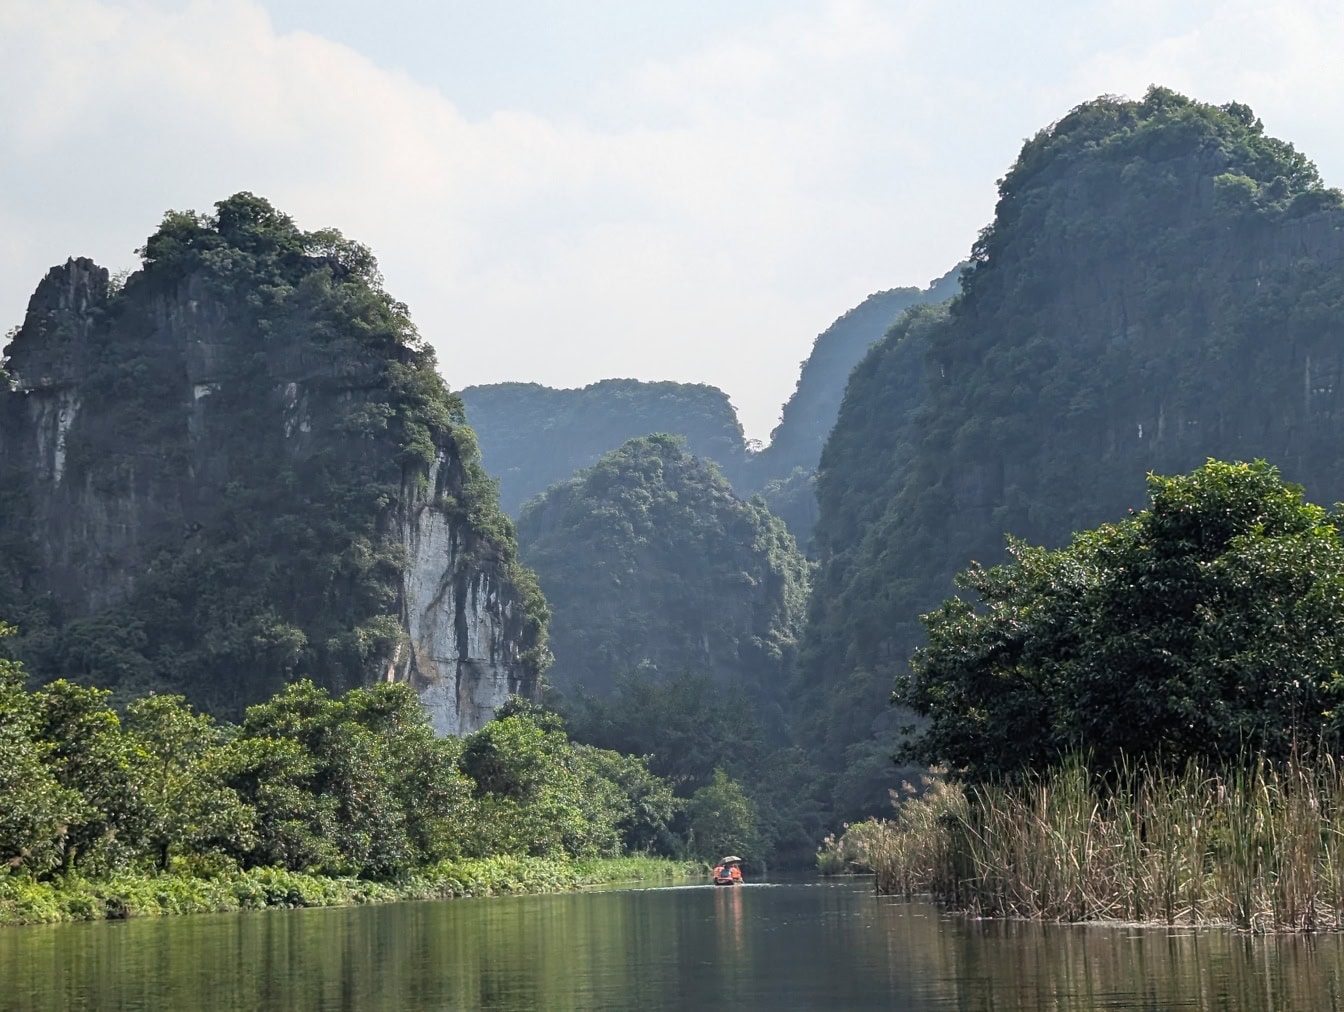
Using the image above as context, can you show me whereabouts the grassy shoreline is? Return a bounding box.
[839,756,1344,934]
[0,855,702,927]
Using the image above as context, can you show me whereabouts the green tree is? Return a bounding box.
[0,632,80,874]
[218,731,337,872]
[572,744,681,855]
[458,713,589,857]
[29,679,142,873]
[230,680,454,876]
[122,694,254,869]
[455,704,686,859]
[685,769,760,861]
[345,682,473,865]
[899,460,1344,780]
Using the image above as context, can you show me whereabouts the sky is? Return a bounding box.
[4,2,1344,441]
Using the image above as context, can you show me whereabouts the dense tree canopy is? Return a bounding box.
[519,434,810,709]
[900,460,1344,780]
[0,627,683,878]
[563,671,827,865]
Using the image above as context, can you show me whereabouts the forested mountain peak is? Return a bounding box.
[960,87,1339,311]
[517,434,810,707]
[800,88,1344,819]
[0,193,546,731]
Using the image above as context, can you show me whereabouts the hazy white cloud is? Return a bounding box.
[3,0,1344,439]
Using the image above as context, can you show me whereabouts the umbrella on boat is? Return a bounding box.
[720,856,742,864]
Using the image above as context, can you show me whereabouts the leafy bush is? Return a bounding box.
[901,460,1344,779]
[0,644,684,886]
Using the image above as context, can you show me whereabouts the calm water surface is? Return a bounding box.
[5,879,1344,1010]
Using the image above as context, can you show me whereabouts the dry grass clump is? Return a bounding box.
[854,754,1344,932]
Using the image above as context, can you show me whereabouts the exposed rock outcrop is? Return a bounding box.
[396,456,537,734]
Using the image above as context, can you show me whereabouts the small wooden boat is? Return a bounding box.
[712,857,743,885]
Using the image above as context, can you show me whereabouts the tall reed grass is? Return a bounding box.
[852,754,1344,932]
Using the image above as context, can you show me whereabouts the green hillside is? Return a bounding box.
[517,434,810,709]
[517,434,824,862]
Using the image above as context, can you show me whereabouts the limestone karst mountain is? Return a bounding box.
[0,194,547,733]
[797,88,1344,817]
[516,434,809,713]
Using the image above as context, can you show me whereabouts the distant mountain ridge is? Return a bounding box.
[746,265,961,488]
[458,379,748,516]
[459,269,961,549]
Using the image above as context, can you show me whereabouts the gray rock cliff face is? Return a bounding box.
[1,257,537,733]
[394,453,537,734]
[4,259,150,613]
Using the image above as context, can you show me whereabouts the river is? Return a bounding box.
[5,878,1344,1010]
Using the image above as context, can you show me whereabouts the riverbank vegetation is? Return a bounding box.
[898,460,1344,782]
[824,459,1344,933]
[835,755,1344,933]
[0,637,711,925]
[0,855,696,926]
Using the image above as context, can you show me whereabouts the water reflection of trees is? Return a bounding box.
[881,897,1344,1010]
